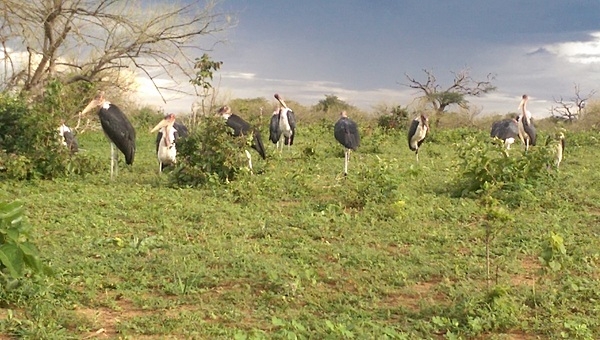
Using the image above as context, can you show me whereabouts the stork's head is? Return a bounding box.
[340,111,348,118]
[150,113,176,133]
[218,105,231,116]
[80,91,107,116]
[518,94,529,112]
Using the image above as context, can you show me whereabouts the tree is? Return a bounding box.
[0,0,233,101]
[313,94,355,113]
[549,84,595,122]
[190,53,223,125]
[404,68,496,125]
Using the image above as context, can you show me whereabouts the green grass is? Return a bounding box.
[1,123,600,339]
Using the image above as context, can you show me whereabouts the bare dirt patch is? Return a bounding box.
[381,280,447,312]
[510,256,540,287]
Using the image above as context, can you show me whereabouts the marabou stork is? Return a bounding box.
[517,94,537,150]
[546,131,566,169]
[79,92,136,179]
[408,114,429,161]
[218,105,266,171]
[334,111,360,176]
[490,117,520,149]
[151,113,188,173]
[58,122,79,153]
[270,93,296,153]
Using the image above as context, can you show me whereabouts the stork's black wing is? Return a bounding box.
[226,114,252,136]
[155,131,163,153]
[407,119,420,150]
[522,118,537,146]
[253,130,266,160]
[173,121,189,139]
[99,104,136,165]
[334,117,360,150]
[227,114,265,159]
[285,110,296,146]
[63,130,79,153]
[490,119,519,141]
[269,113,281,144]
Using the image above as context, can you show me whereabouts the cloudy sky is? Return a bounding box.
[142,0,600,117]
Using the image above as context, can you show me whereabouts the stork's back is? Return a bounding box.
[99,104,136,165]
[334,117,360,150]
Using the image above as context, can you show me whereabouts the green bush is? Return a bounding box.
[131,106,165,131]
[0,84,103,180]
[454,135,555,205]
[377,105,410,131]
[170,116,258,186]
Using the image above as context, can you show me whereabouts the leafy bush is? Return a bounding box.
[454,135,555,205]
[0,85,103,180]
[131,106,164,130]
[170,116,258,186]
[0,200,48,284]
[377,105,410,131]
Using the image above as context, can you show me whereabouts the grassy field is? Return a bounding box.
[1,119,600,339]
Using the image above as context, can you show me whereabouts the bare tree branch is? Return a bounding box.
[550,83,596,122]
[403,68,496,117]
[0,0,234,99]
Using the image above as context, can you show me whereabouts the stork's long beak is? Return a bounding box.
[80,98,100,116]
[518,99,526,113]
[150,118,171,133]
[275,94,288,109]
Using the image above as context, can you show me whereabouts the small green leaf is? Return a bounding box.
[0,243,24,278]
[272,316,286,327]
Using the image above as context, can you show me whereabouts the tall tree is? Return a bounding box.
[404,68,496,125]
[0,0,233,101]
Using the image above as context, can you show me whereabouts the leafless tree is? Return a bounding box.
[0,0,234,101]
[549,84,595,122]
[404,68,496,125]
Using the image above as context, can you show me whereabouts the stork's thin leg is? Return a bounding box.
[158,161,162,174]
[245,150,253,174]
[416,150,419,162]
[110,143,115,180]
[343,149,349,176]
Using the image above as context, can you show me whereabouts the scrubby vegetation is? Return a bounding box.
[1,92,600,339]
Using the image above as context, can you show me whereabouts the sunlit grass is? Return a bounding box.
[1,124,599,339]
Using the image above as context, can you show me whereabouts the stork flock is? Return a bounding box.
[58,90,562,180]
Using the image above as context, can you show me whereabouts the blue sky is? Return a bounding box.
[143,0,600,117]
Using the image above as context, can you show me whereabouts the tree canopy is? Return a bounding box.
[404,68,496,115]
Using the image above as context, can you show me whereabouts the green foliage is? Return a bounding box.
[455,134,555,204]
[0,89,103,180]
[170,116,255,186]
[0,93,29,154]
[428,91,466,112]
[377,105,410,131]
[131,106,164,130]
[0,200,48,283]
[430,287,522,337]
[2,123,600,338]
[540,231,568,273]
[313,94,356,113]
[190,53,223,90]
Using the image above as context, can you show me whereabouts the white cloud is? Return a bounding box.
[544,31,600,64]
[222,72,256,79]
